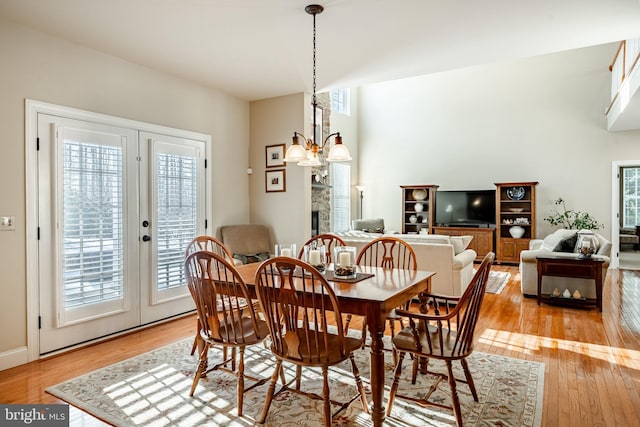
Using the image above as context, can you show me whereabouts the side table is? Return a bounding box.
[536,256,604,312]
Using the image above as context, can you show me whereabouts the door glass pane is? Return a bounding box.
[623,167,640,227]
[156,152,197,291]
[63,141,124,307]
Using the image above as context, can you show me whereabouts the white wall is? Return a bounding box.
[0,18,250,358]
[358,42,640,240]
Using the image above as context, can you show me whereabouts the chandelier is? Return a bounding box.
[283,4,352,167]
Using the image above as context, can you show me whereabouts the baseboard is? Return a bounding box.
[0,346,28,372]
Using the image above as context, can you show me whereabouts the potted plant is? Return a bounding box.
[544,198,603,230]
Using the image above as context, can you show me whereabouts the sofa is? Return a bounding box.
[519,229,611,299]
[332,230,477,296]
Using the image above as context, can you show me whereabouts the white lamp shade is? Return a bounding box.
[327,143,352,162]
[297,150,322,167]
[284,143,307,162]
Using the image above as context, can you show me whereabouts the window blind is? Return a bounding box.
[331,162,351,232]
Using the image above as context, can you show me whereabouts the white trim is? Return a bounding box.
[611,160,640,270]
[0,347,29,372]
[25,99,212,366]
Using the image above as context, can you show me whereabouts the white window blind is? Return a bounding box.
[331,162,351,232]
[63,141,124,308]
[331,88,350,115]
[156,152,198,291]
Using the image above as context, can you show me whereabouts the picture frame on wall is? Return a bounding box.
[265,144,285,168]
[266,169,286,193]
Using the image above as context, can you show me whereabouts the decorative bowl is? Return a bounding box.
[506,186,525,200]
[509,208,524,213]
[412,189,427,201]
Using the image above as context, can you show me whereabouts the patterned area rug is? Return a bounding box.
[47,337,543,426]
[485,271,511,294]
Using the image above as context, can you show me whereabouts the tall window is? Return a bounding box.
[331,162,351,232]
[331,88,350,115]
[623,167,640,227]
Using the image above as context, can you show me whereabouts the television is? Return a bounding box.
[435,190,496,227]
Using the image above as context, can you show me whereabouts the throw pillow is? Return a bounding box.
[553,231,578,253]
[233,251,271,265]
[450,236,473,255]
[540,229,576,251]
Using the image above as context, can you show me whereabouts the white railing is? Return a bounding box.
[607,39,640,115]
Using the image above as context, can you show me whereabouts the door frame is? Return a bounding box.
[611,159,640,270]
[25,99,212,361]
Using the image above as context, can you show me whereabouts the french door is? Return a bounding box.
[37,114,206,354]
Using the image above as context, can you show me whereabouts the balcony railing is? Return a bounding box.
[606,39,640,116]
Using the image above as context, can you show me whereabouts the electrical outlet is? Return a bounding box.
[0,216,15,231]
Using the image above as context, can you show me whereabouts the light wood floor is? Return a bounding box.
[1,264,640,426]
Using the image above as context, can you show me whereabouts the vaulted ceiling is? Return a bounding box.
[2,0,640,101]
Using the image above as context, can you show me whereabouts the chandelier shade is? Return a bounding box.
[283,4,351,167]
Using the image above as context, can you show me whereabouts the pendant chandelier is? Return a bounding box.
[283,4,352,167]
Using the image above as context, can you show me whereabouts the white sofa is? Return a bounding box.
[519,229,611,298]
[332,231,477,296]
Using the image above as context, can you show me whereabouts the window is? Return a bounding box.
[331,88,350,115]
[623,167,640,227]
[331,162,351,232]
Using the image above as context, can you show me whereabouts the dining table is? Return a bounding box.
[234,262,435,427]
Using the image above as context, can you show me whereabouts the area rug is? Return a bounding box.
[47,337,543,427]
[485,271,511,294]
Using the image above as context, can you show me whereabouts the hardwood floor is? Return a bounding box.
[1,265,640,426]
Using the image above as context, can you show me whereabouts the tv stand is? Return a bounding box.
[432,226,495,262]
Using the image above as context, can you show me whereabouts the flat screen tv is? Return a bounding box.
[435,190,496,227]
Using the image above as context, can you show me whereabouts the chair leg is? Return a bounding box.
[386,351,406,416]
[190,343,210,396]
[348,353,369,413]
[258,359,282,424]
[446,360,464,427]
[237,347,245,416]
[322,366,331,427]
[295,365,302,390]
[460,358,478,402]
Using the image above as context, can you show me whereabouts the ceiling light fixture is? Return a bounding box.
[284,4,352,166]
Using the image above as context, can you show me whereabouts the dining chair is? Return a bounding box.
[354,236,418,360]
[385,252,495,426]
[253,256,369,426]
[184,250,270,416]
[185,236,245,357]
[296,233,346,263]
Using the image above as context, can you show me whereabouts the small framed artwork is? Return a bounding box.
[265,144,285,168]
[266,169,286,193]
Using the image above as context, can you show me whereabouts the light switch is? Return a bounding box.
[0,216,15,231]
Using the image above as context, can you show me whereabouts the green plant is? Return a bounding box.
[544,198,603,230]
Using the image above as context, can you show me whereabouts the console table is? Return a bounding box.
[536,256,604,312]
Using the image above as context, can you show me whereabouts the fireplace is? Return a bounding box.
[311,210,319,237]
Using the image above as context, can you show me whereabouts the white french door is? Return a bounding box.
[37,113,206,354]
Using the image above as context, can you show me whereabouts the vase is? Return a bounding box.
[509,225,525,238]
[414,203,424,212]
[409,215,418,224]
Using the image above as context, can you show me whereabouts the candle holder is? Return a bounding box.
[275,243,297,258]
[303,244,326,273]
[333,246,357,279]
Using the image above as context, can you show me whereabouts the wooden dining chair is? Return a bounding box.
[354,236,418,360]
[184,250,270,416]
[253,256,369,426]
[385,252,495,426]
[296,233,346,263]
[185,236,245,357]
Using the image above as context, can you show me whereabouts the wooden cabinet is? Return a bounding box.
[495,181,538,264]
[433,227,495,262]
[400,185,438,234]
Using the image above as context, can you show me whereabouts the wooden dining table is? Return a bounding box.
[234,262,435,427]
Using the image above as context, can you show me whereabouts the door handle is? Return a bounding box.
[142,235,151,242]
[142,220,149,227]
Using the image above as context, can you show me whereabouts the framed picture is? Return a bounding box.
[266,169,286,193]
[265,144,285,168]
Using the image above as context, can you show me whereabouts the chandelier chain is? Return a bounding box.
[312,10,317,133]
